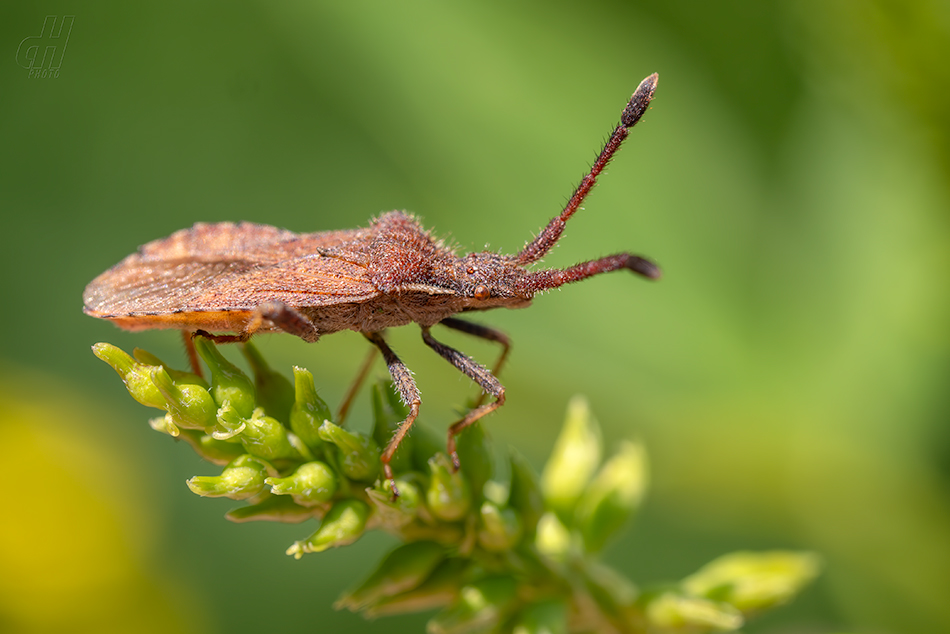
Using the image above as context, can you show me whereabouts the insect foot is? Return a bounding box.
[85,74,661,499]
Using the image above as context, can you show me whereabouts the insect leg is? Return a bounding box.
[255,302,320,342]
[439,317,510,408]
[420,327,506,470]
[194,302,320,344]
[181,330,204,378]
[335,346,379,425]
[362,331,421,496]
[192,330,246,344]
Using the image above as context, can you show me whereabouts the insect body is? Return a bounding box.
[84,73,661,491]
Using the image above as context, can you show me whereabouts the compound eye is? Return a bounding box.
[473,285,490,300]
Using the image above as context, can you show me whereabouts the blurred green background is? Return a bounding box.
[2,1,948,633]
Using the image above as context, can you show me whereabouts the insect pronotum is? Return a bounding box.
[84,73,661,494]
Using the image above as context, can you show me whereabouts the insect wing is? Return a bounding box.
[83,222,378,317]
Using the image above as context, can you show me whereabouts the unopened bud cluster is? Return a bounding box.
[95,338,819,633]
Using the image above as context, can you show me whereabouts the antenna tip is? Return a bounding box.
[626,255,662,280]
[621,73,659,128]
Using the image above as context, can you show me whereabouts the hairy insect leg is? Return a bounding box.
[362,331,421,497]
[181,330,204,378]
[439,317,511,409]
[335,346,379,425]
[192,302,320,344]
[517,73,658,265]
[192,330,246,344]
[421,327,506,470]
[253,302,320,342]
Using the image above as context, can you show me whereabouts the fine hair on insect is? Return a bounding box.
[84,73,662,495]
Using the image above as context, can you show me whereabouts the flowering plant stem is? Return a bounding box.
[94,337,819,634]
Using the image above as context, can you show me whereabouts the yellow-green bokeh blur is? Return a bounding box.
[2,2,948,633]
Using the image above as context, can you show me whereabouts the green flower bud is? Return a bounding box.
[535,512,571,560]
[193,335,256,418]
[176,429,247,465]
[226,494,319,524]
[132,348,208,388]
[575,440,648,553]
[371,382,414,474]
[187,454,267,500]
[477,501,523,552]
[428,575,518,634]
[235,407,307,462]
[290,367,332,452]
[149,414,180,437]
[92,343,166,409]
[149,366,217,430]
[336,541,445,611]
[266,461,337,505]
[213,402,248,440]
[681,551,821,613]
[240,341,295,422]
[641,590,743,631]
[364,558,467,617]
[508,449,544,539]
[286,499,370,558]
[454,422,492,503]
[541,396,602,523]
[482,480,509,506]
[426,453,471,522]
[512,600,567,634]
[366,478,422,529]
[318,420,380,482]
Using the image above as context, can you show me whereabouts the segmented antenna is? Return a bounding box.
[517,73,658,265]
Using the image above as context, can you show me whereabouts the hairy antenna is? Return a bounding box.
[517,73,658,266]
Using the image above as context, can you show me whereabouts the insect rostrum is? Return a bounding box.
[84,73,661,494]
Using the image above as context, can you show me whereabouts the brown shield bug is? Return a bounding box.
[84,73,661,492]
